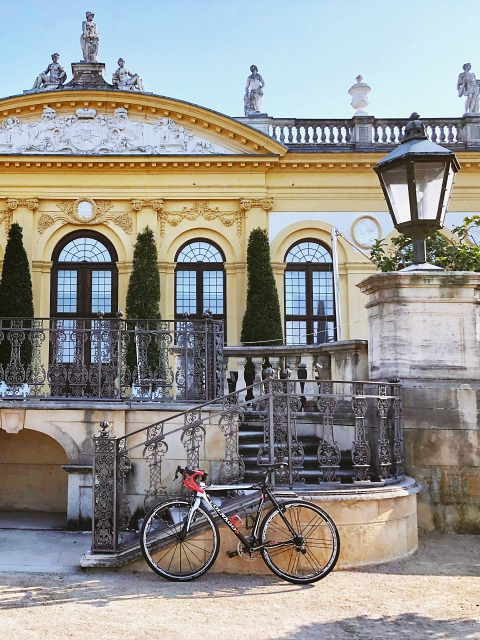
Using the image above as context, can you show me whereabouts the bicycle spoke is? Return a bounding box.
[260,502,340,584]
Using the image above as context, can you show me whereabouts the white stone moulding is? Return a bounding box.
[0,107,235,156]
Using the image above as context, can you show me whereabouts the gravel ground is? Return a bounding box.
[0,532,478,640]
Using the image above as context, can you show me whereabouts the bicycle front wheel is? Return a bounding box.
[140,498,220,581]
[260,500,340,584]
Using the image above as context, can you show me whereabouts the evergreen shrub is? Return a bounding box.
[125,226,161,373]
[241,227,283,346]
[0,223,34,371]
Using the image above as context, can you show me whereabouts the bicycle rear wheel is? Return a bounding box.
[259,500,340,584]
[140,498,220,581]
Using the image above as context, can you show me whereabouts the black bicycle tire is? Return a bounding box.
[259,500,340,584]
[140,497,220,581]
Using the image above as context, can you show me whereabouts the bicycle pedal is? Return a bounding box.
[227,550,239,558]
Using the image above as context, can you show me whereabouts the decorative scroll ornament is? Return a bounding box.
[37,198,132,234]
[240,198,273,212]
[0,107,234,156]
[156,201,245,237]
[7,198,39,211]
[131,199,164,212]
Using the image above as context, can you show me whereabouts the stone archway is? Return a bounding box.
[0,428,68,522]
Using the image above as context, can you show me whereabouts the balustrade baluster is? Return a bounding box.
[345,126,352,143]
[287,125,294,143]
[296,126,302,143]
[321,125,327,143]
[279,125,286,144]
[329,127,335,143]
[373,125,380,143]
[304,125,310,143]
[439,124,446,143]
[431,125,437,142]
[312,125,318,143]
[381,126,388,143]
[337,126,343,143]
[271,125,277,140]
[389,126,396,144]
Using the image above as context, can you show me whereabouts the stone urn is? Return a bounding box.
[348,75,371,116]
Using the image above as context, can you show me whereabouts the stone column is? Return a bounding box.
[357,271,480,533]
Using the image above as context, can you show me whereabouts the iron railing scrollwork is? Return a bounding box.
[90,379,403,555]
[0,316,223,402]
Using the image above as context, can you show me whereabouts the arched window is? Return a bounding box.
[51,231,118,318]
[175,240,225,320]
[284,240,335,344]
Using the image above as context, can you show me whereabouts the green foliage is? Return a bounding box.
[370,216,480,272]
[0,223,34,369]
[125,227,161,372]
[241,228,283,346]
[125,226,161,320]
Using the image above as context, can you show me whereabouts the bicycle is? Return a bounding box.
[140,464,340,584]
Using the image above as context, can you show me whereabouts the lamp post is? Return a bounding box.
[374,113,460,270]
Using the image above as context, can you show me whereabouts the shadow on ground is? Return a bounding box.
[274,616,480,639]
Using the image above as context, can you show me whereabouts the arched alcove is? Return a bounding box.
[0,429,68,516]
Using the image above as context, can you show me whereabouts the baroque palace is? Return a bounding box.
[1,12,479,568]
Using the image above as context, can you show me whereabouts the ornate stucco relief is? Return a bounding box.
[131,199,245,237]
[0,211,13,233]
[36,198,132,234]
[0,107,234,156]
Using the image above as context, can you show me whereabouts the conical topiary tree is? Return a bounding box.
[241,227,283,346]
[125,226,161,374]
[0,223,34,371]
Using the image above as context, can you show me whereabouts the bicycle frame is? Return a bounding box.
[180,475,299,554]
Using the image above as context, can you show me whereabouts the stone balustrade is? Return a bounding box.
[240,116,470,150]
[223,340,368,400]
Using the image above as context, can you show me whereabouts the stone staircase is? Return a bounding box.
[238,408,357,485]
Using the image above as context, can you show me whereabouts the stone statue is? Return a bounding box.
[112,58,145,92]
[80,11,100,62]
[244,65,265,115]
[32,53,66,91]
[457,63,480,115]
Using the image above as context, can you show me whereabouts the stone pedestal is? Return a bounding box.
[235,115,272,135]
[64,62,111,89]
[351,116,374,145]
[358,271,480,533]
[462,115,480,146]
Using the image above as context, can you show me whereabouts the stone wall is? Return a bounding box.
[358,271,480,533]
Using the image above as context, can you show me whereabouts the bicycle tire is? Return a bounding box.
[140,497,220,581]
[259,500,340,584]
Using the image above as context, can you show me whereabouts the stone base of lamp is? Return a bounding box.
[357,271,480,533]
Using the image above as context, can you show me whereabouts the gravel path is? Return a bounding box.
[0,532,478,639]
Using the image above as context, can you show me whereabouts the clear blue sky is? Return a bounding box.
[3,0,478,119]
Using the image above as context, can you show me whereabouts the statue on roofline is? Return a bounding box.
[112,58,146,92]
[244,65,265,116]
[457,63,480,115]
[80,11,100,62]
[31,53,67,91]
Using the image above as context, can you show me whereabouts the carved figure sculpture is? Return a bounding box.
[244,65,265,115]
[457,63,480,115]
[112,58,145,92]
[80,11,100,62]
[32,53,67,91]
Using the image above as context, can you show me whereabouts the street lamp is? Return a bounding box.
[374,113,460,269]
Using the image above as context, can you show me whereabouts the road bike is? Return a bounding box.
[140,464,340,584]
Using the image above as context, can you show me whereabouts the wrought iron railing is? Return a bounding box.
[0,316,223,402]
[91,377,403,554]
[268,117,465,149]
